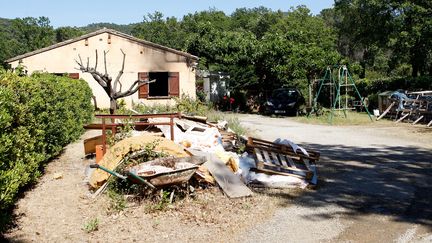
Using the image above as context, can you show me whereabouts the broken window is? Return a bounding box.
[138,72,179,98]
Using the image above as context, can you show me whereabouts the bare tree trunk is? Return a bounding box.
[110,99,117,114]
[92,95,99,111]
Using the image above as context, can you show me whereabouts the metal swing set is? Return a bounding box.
[311,65,373,124]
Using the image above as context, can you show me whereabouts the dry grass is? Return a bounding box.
[294,110,393,126]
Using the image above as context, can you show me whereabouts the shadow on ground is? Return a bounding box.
[260,144,432,228]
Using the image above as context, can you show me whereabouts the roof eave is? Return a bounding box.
[5,28,199,63]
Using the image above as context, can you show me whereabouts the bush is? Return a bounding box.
[0,71,93,231]
[133,95,212,116]
[356,76,432,96]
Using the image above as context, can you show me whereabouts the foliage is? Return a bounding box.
[81,22,137,35]
[207,111,248,136]
[133,95,211,116]
[107,189,127,213]
[174,95,211,116]
[82,218,99,233]
[10,17,55,58]
[0,5,430,112]
[131,7,340,98]
[0,71,93,231]
[356,76,432,96]
[55,26,84,42]
[332,0,432,78]
[296,110,378,126]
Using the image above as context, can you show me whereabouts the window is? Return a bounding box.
[149,72,169,97]
[138,72,179,99]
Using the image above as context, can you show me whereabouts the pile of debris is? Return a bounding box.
[377,90,432,127]
[84,114,320,199]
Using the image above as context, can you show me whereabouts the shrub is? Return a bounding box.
[133,95,211,116]
[356,76,432,96]
[0,71,93,231]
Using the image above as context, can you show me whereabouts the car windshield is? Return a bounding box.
[272,89,297,100]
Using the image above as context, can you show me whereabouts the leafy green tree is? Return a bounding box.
[388,1,432,77]
[333,0,432,77]
[55,26,84,42]
[333,0,393,78]
[256,6,340,94]
[132,12,188,51]
[11,17,55,54]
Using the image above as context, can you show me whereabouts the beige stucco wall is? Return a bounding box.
[9,33,196,109]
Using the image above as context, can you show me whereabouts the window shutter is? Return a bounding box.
[138,72,149,99]
[68,73,79,79]
[168,72,180,97]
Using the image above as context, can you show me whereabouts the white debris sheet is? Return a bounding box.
[148,118,224,153]
[239,153,309,189]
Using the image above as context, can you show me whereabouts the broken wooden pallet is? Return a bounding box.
[246,137,319,184]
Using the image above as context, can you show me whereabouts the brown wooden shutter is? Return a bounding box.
[68,73,79,79]
[138,72,149,99]
[168,72,180,97]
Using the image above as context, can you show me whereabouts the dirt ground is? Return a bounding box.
[3,130,285,242]
[3,115,432,242]
[238,114,432,242]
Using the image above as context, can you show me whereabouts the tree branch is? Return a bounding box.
[113,49,126,93]
[114,79,155,99]
[103,50,109,76]
[75,55,109,89]
[94,50,98,71]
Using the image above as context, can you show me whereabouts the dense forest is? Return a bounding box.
[0,1,431,100]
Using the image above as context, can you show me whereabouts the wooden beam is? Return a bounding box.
[83,135,103,155]
[412,116,424,125]
[377,102,395,121]
[396,113,410,123]
[257,161,312,178]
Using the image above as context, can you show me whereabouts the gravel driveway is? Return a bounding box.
[237,114,432,242]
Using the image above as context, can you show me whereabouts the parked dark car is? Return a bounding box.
[262,88,305,115]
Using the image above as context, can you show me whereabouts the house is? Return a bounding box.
[6,28,199,109]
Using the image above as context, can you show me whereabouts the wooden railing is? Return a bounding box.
[86,113,181,155]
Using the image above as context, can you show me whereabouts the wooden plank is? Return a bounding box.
[250,143,319,161]
[204,154,252,199]
[248,137,320,158]
[84,123,121,130]
[270,152,281,166]
[279,154,289,167]
[396,113,410,123]
[302,158,312,170]
[263,150,272,164]
[83,135,103,155]
[253,163,311,179]
[412,116,424,125]
[282,154,296,168]
[256,161,311,176]
[377,102,395,121]
[254,148,264,163]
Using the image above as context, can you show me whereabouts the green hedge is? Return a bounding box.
[356,76,432,96]
[0,71,93,230]
[354,76,431,109]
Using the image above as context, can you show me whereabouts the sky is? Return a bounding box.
[0,0,334,28]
